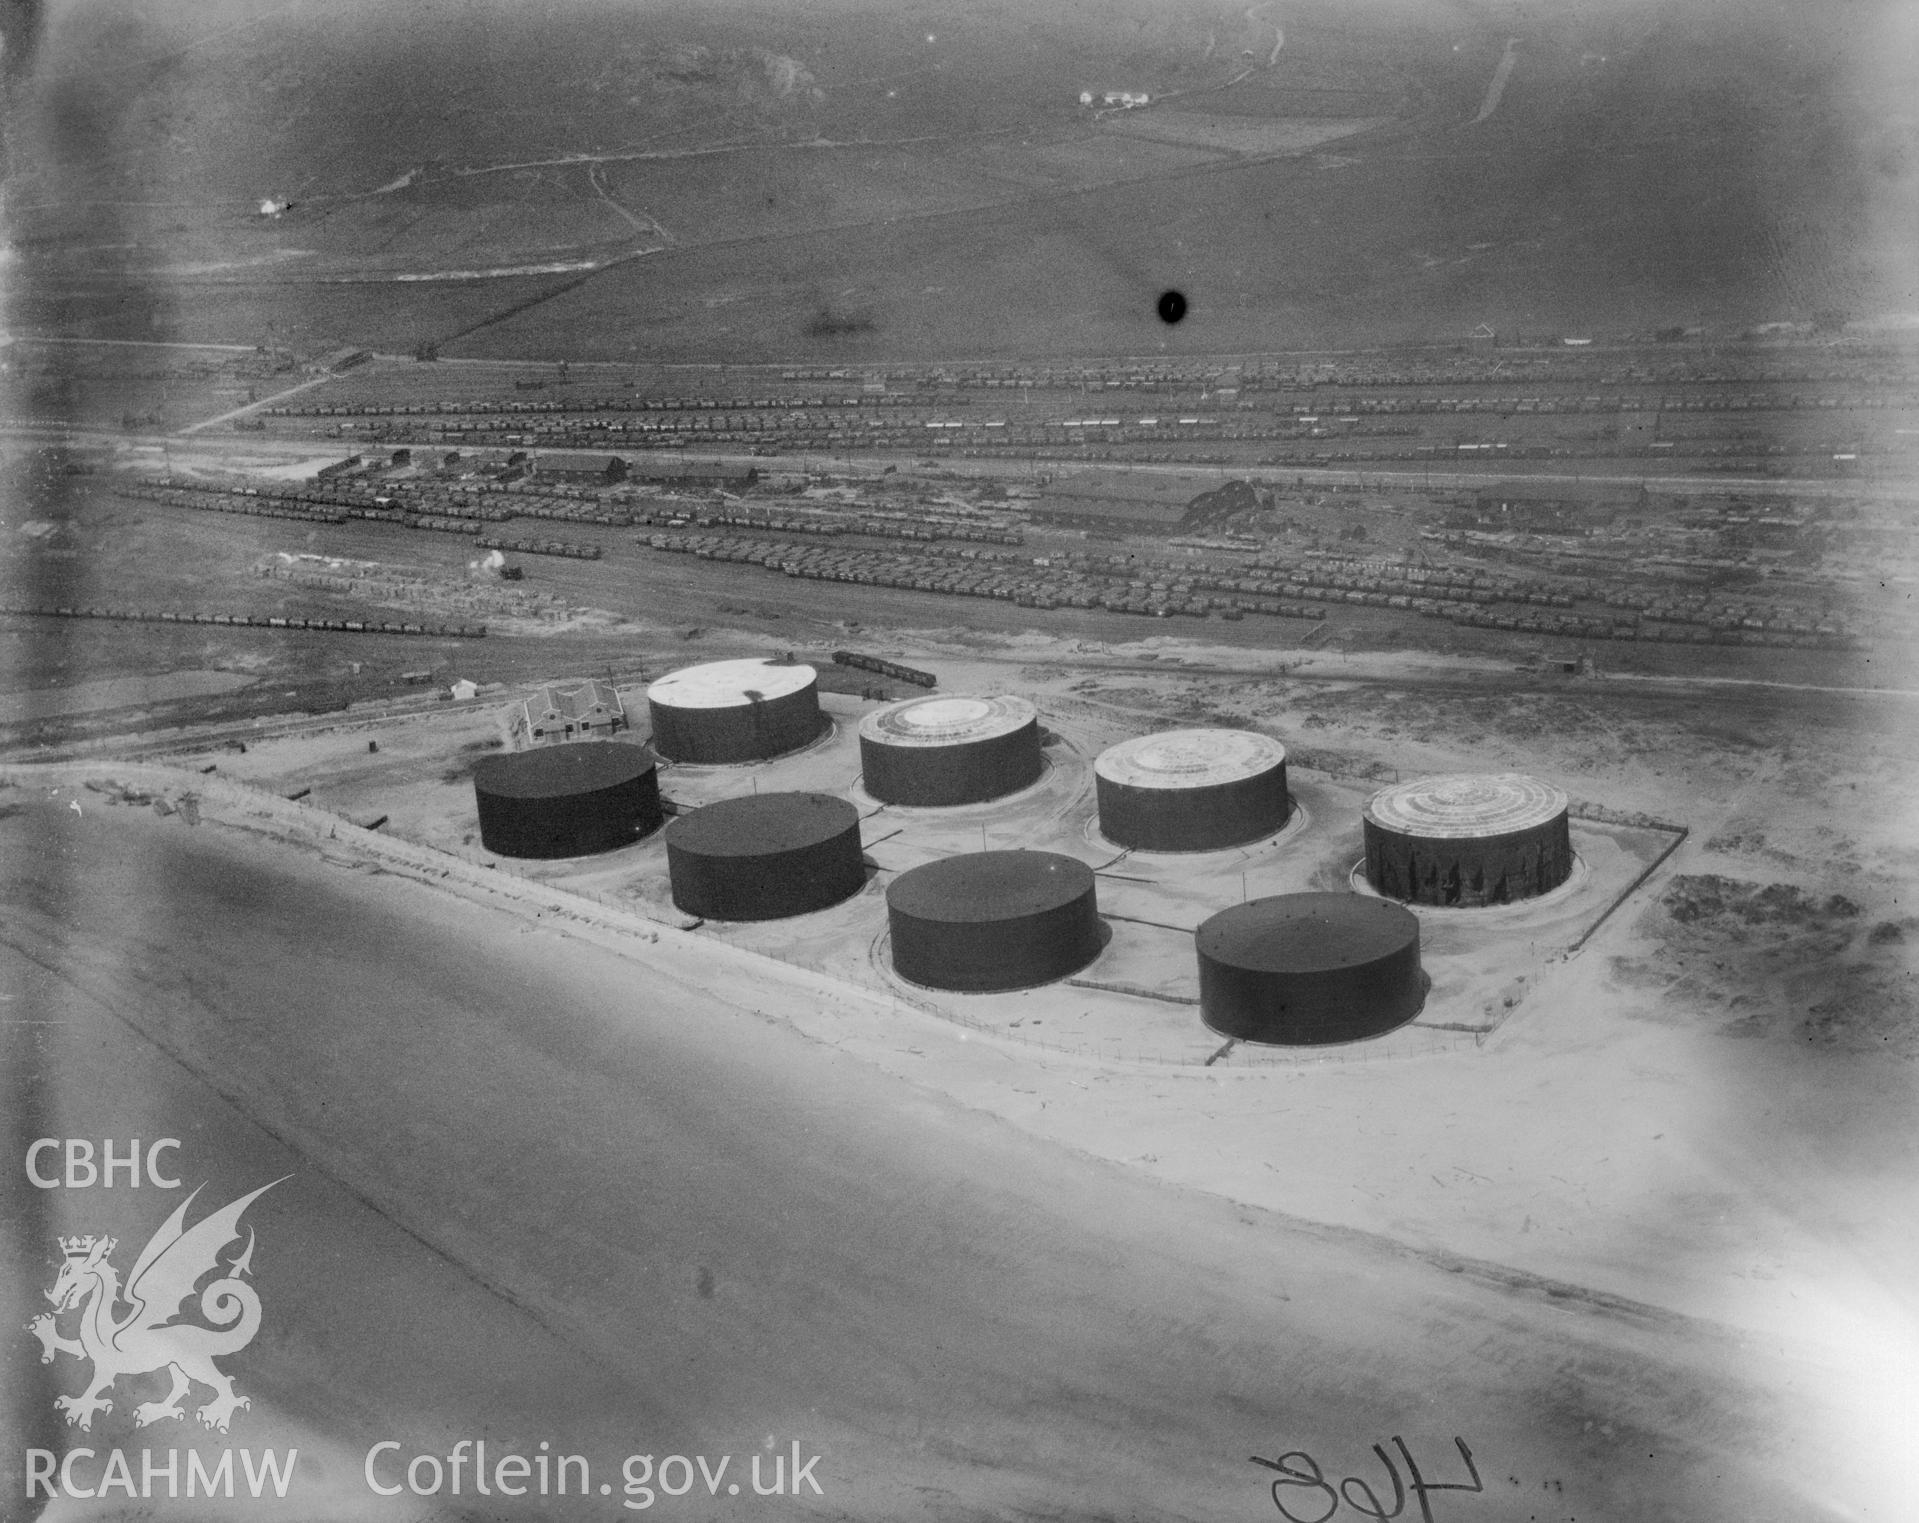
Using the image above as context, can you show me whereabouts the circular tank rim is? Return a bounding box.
[646,658,817,710]
[1094,728,1286,790]
[662,792,861,857]
[858,694,1036,747]
[1195,892,1421,974]
[472,740,660,800]
[885,850,1094,923]
[1363,772,1568,839]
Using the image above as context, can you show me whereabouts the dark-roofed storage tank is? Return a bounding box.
[886,851,1101,992]
[664,792,864,920]
[1363,773,1572,907]
[1197,892,1425,1045]
[473,741,662,859]
[858,694,1042,806]
[1095,729,1289,851]
[646,658,826,764]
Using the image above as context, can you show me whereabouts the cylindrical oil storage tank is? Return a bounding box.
[646,658,825,764]
[664,792,864,921]
[858,694,1042,806]
[1363,773,1572,907]
[473,741,662,859]
[1197,892,1425,1045]
[887,851,1101,992]
[1095,729,1289,851]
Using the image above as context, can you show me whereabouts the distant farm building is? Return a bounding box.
[511,679,626,747]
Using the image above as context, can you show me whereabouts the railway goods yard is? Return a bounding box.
[6,1,1919,1518]
[7,331,1919,1522]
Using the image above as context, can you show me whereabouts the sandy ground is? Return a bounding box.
[0,671,257,724]
[0,790,1892,1522]
[94,638,1919,1340]
[7,617,1918,1520]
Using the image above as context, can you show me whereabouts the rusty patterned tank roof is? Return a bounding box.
[1364,773,1568,839]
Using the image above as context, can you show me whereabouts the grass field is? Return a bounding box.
[9,0,1912,365]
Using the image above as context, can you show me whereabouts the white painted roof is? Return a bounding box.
[647,659,816,710]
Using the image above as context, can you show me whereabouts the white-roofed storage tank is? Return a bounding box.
[858,694,1042,806]
[646,657,825,764]
[1094,729,1288,851]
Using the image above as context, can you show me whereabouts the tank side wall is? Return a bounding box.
[861,720,1042,806]
[1363,814,1572,906]
[889,888,1101,991]
[668,822,864,919]
[649,685,824,764]
[477,773,660,859]
[1098,762,1289,851]
[1199,938,1424,1044]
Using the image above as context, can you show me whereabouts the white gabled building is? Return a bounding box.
[511,678,626,746]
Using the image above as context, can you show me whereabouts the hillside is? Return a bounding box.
[5,0,1915,360]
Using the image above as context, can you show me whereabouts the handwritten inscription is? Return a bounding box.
[1250,1437,1482,1523]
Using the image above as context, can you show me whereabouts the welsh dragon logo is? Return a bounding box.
[27,1179,284,1433]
